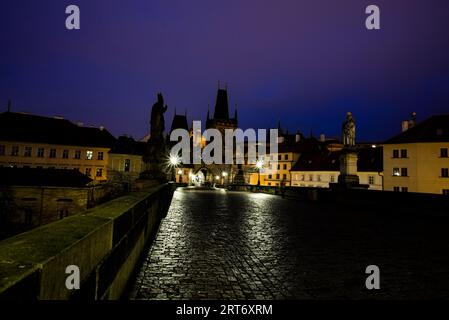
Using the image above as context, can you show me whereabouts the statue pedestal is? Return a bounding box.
[336,149,362,188]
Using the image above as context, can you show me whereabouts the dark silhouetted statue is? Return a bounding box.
[142,93,168,182]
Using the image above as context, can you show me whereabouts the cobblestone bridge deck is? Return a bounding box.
[129,188,449,299]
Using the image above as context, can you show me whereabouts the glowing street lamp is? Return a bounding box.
[169,155,181,166]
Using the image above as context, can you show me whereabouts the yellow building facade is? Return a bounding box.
[383,115,449,195]
[0,142,110,181]
[0,112,116,182]
[383,143,449,194]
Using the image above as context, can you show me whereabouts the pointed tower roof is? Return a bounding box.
[170,112,189,132]
[213,88,230,120]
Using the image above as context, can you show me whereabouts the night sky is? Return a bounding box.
[1,0,449,142]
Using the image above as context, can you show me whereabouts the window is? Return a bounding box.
[37,148,44,157]
[96,168,103,177]
[276,174,280,180]
[62,150,69,159]
[0,145,5,156]
[309,174,313,181]
[268,182,271,186]
[282,174,287,180]
[85,168,91,177]
[442,168,449,178]
[393,168,400,176]
[277,164,280,170]
[86,150,93,160]
[49,149,56,158]
[124,159,131,172]
[97,151,104,160]
[24,146,32,157]
[443,189,449,196]
[283,164,287,170]
[401,168,408,177]
[393,149,399,158]
[75,150,81,159]
[400,149,408,158]
[301,174,305,181]
[401,187,408,192]
[330,175,335,183]
[268,174,272,179]
[368,176,375,185]
[11,146,19,156]
[441,148,448,158]
[284,154,288,160]
[317,175,321,182]
[278,155,281,160]
[393,187,400,192]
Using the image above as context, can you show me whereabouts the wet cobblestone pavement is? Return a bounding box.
[129,188,449,299]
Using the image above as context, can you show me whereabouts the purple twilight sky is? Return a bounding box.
[1,0,449,142]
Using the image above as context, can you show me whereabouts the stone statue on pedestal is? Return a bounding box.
[342,112,356,148]
[142,93,168,182]
[337,112,361,188]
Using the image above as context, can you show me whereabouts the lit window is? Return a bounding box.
[124,159,131,172]
[393,168,400,176]
[441,148,448,158]
[62,150,69,159]
[11,146,19,156]
[75,150,81,159]
[96,168,103,177]
[49,149,56,158]
[24,146,32,157]
[97,151,104,160]
[86,150,93,160]
[37,148,44,157]
[442,168,449,178]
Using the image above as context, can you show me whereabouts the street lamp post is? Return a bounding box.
[169,154,180,182]
[256,160,264,187]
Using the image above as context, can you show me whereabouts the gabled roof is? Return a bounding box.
[383,115,449,144]
[109,136,147,155]
[291,146,383,172]
[0,112,116,148]
[0,167,92,187]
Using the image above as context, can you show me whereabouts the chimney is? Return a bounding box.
[295,133,301,142]
[319,134,326,142]
[402,112,417,132]
[409,112,417,128]
[401,120,409,132]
